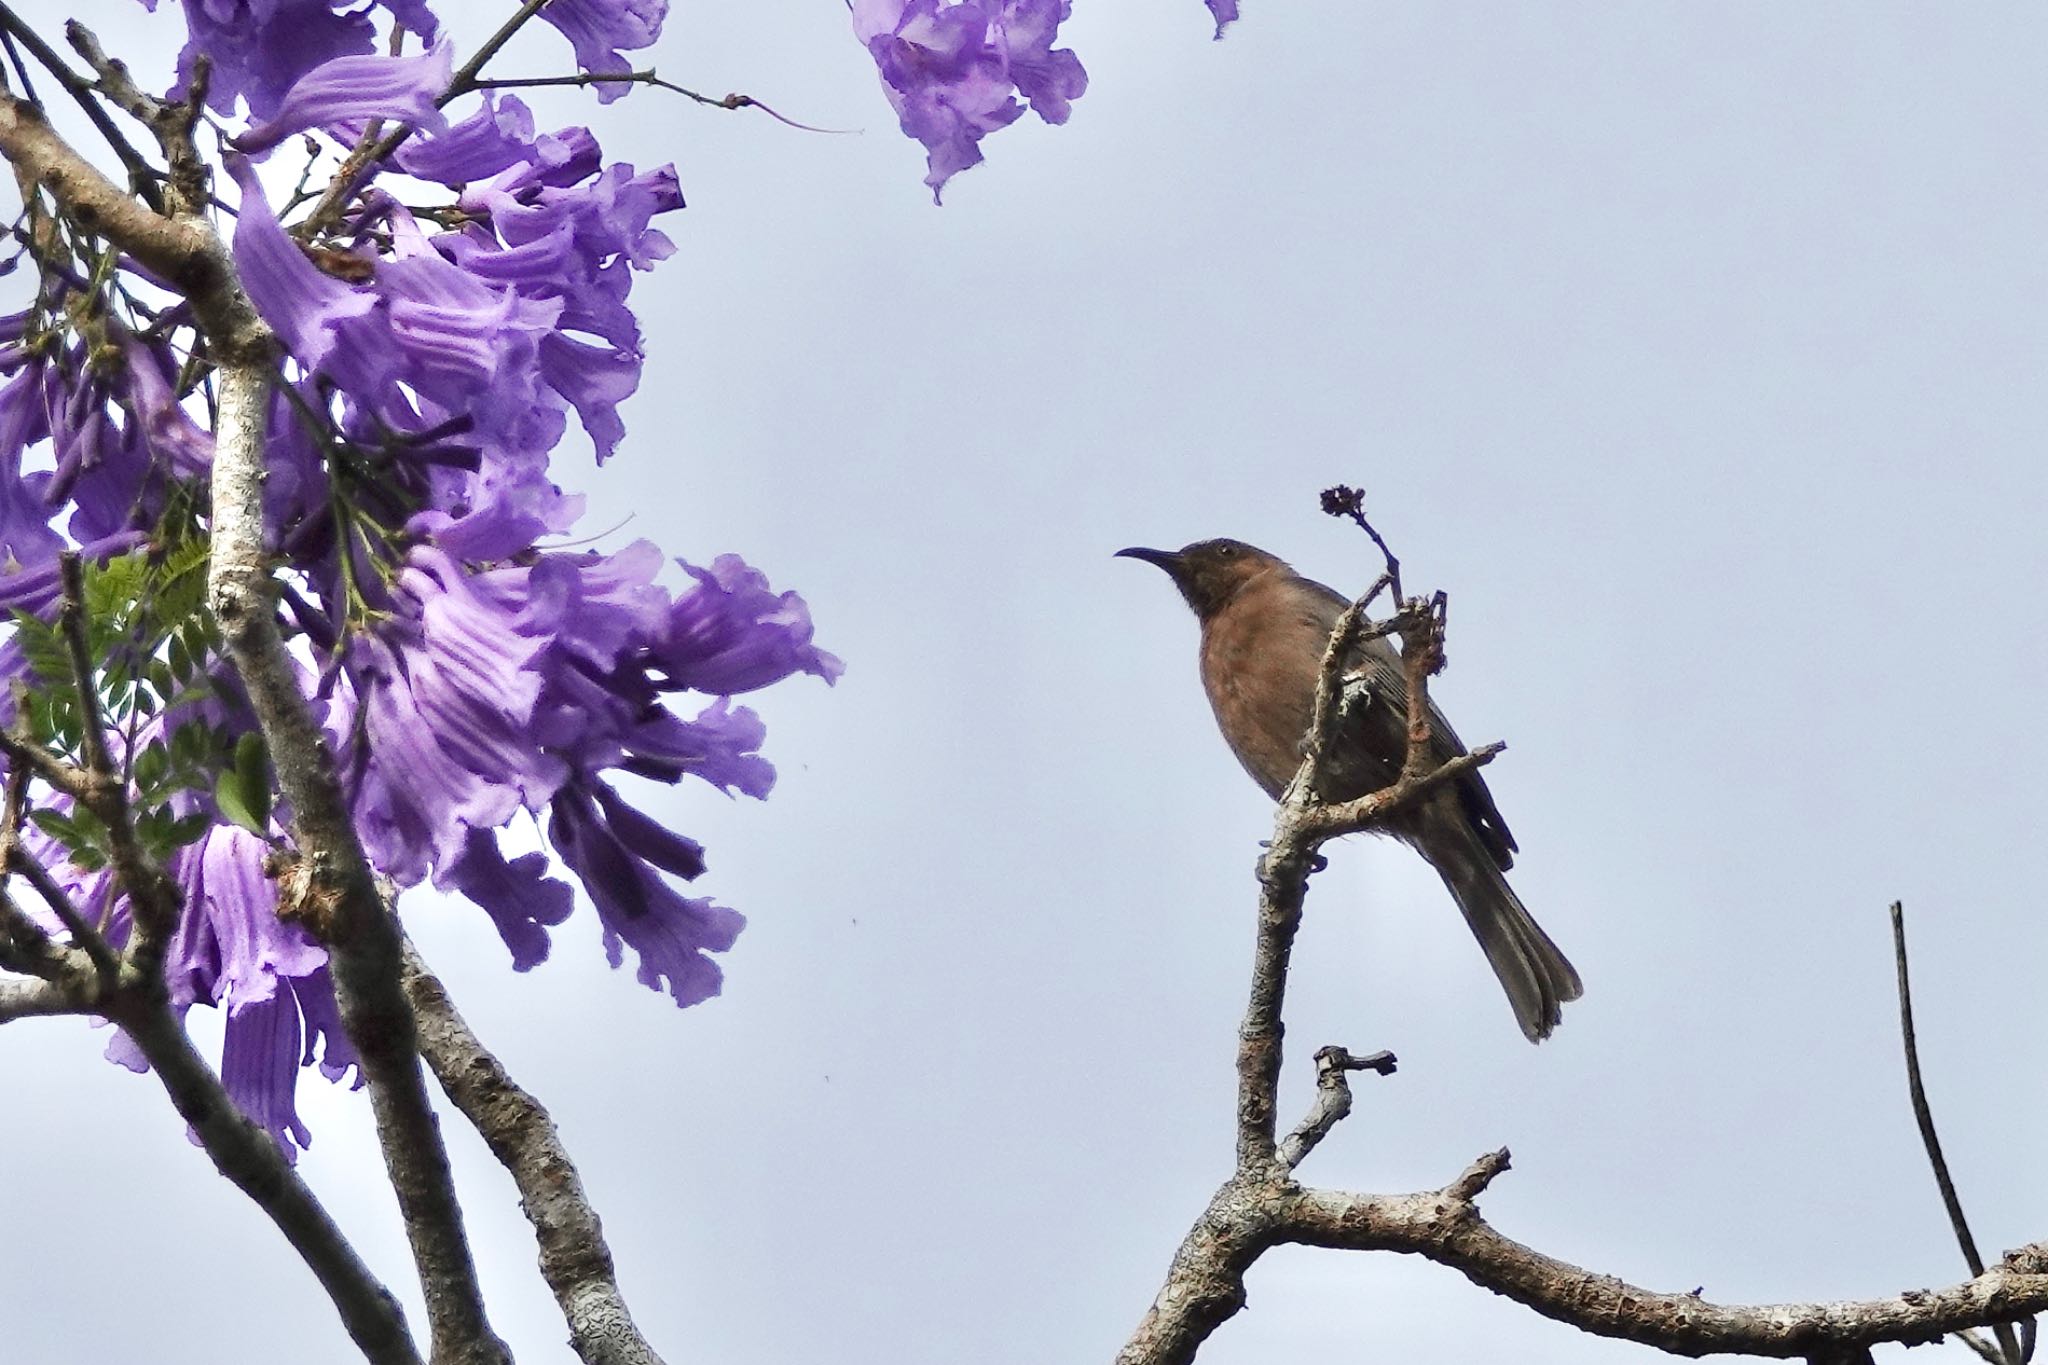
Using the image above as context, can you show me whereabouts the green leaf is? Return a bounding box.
[215,731,272,836]
[213,768,263,837]
[133,740,169,796]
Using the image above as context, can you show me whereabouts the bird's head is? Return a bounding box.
[1116,538,1285,619]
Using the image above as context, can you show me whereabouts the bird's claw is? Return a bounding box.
[1256,841,1328,880]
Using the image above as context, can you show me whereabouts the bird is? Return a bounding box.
[1117,537,1581,1041]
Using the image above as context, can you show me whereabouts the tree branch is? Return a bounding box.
[0,2,161,210]
[0,84,261,349]
[212,360,510,1365]
[0,972,81,1020]
[402,935,668,1365]
[107,989,425,1365]
[1893,901,2028,1364]
[1283,1169,2048,1358]
[1277,1046,1396,1171]
[0,83,508,1363]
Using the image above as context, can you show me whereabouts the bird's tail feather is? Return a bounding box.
[1420,822,1582,1043]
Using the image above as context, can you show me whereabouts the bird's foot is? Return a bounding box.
[1256,841,1328,879]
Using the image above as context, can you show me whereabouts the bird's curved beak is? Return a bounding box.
[1115,546,1183,575]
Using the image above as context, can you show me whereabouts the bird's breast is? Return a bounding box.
[1197,581,1336,799]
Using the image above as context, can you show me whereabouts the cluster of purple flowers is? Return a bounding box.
[850,0,1089,200]
[1,0,842,1156]
[8,0,1246,1156]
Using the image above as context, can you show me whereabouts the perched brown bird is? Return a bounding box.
[1118,538,1581,1041]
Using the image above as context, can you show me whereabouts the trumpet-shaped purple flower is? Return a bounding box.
[534,0,669,103]
[235,39,454,154]
[1206,0,1238,38]
[169,825,328,1012]
[548,781,741,1006]
[216,967,360,1161]
[394,94,537,186]
[440,828,576,972]
[0,363,65,570]
[660,554,844,695]
[853,0,1087,201]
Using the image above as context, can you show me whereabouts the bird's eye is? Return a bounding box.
[1215,544,1236,558]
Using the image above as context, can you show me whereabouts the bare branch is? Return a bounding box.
[1304,742,1504,839]
[212,361,509,1365]
[1961,1330,2013,1365]
[107,991,424,1365]
[0,727,97,804]
[403,935,669,1365]
[1893,901,2028,1364]
[56,554,114,784]
[0,85,262,350]
[1283,1172,2048,1358]
[1278,1045,1396,1171]
[64,21,211,216]
[0,3,161,209]
[467,71,839,132]
[0,973,81,1020]
[7,843,117,982]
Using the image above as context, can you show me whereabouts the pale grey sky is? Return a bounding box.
[4,3,2046,1362]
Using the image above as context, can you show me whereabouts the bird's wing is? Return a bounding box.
[1300,575,1520,871]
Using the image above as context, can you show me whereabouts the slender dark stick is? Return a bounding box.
[1892,901,2026,1365]
[0,3,162,208]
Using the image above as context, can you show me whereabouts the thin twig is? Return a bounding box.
[0,3,162,209]
[1892,901,2027,1365]
[1278,1046,1397,1170]
[1321,484,1403,603]
[64,22,210,216]
[296,0,553,238]
[7,843,117,982]
[468,72,842,132]
[56,553,114,780]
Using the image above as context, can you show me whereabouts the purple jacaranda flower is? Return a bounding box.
[996,0,1087,123]
[853,0,1086,201]
[1206,0,1239,38]
[548,782,742,1006]
[535,0,669,104]
[658,554,843,695]
[135,0,439,119]
[218,965,361,1159]
[0,363,65,570]
[235,38,454,155]
[348,634,527,885]
[229,159,382,386]
[146,0,373,119]
[439,828,575,971]
[590,778,706,880]
[618,697,778,798]
[63,818,344,1158]
[394,94,538,186]
[120,340,215,477]
[220,990,315,1155]
[166,824,328,1014]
